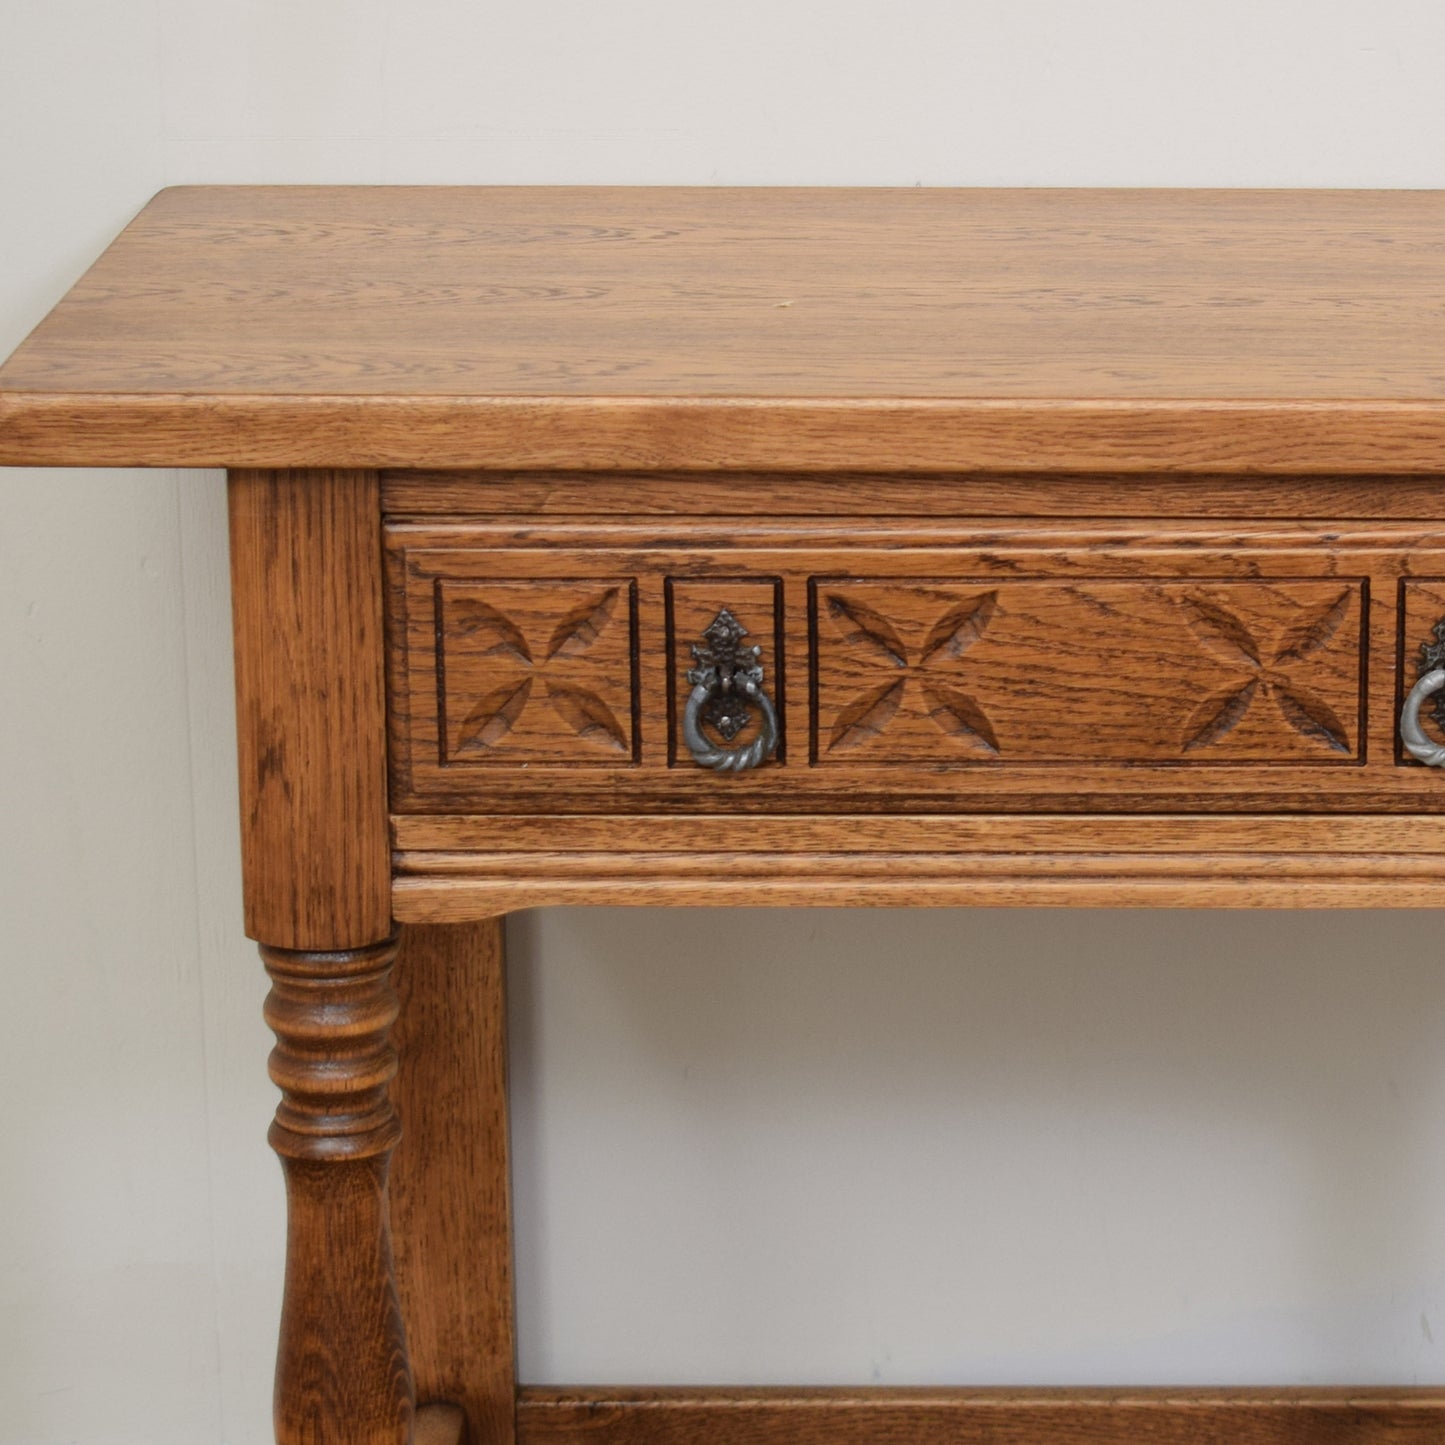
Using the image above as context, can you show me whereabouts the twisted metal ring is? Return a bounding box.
[1401,667,1445,766]
[683,677,778,772]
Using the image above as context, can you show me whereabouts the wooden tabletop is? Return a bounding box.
[4,186,1445,472]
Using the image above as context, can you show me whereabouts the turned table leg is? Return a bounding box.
[228,468,409,1442]
[264,938,413,1445]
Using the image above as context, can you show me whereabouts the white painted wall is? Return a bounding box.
[4,4,1445,1440]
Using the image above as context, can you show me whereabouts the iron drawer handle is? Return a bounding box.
[683,608,779,773]
[1402,667,1445,766]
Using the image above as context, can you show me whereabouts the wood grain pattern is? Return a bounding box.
[392,864,1445,917]
[390,813,1445,914]
[391,811,1445,854]
[263,939,413,1445]
[391,922,516,1445]
[414,1405,466,1445]
[229,468,391,948]
[385,519,1445,812]
[438,579,637,764]
[13,188,1445,469]
[516,1387,1445,1444]
[389,810,1445,913]
[813,577,1361,763]
[380,470,1445,521]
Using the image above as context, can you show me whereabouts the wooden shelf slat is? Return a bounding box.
[516,1386,1445,1444]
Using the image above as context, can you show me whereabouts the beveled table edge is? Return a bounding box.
[8,393,1445,471]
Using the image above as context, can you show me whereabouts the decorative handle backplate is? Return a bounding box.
[1403,619,1445,766]
[683,608,779,772]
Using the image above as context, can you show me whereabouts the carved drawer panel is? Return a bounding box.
[812,579,1363,764]
[386,521,1445,813]
[436,579,638,764]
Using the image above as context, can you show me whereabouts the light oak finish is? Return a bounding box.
[11,189,1445,1445]
[263,939,412,1445]
[12,188,1445,471]
[391,922,516,1445]
[516,1387,1445,1444]
[391,811,1445,852]
[229,468,391,949]
[393,859,1445,917]
[387,519,1445,815]
[380,470,1445,521]
[391,812,1445,914]
[414,1405,466,1445]
[812,575,1359,763]
[231,465,407,1443]
[430,578,640,766]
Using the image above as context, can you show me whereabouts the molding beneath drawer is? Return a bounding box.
[390,812,1445,917]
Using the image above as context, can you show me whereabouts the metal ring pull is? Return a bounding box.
[683,608,779,773]
[1401,667,1445,766]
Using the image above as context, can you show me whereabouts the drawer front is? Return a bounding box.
[385,521,1445,813]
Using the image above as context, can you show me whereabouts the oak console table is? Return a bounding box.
[8,187,1445,1443]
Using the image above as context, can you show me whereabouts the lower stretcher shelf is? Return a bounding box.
[513,1386,1445,1444]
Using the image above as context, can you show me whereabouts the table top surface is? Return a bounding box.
[5,186,1445,472]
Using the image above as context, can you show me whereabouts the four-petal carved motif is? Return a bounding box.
[822,589,1001,754]
[442,583,634,760]
[1179,588,1354,753]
